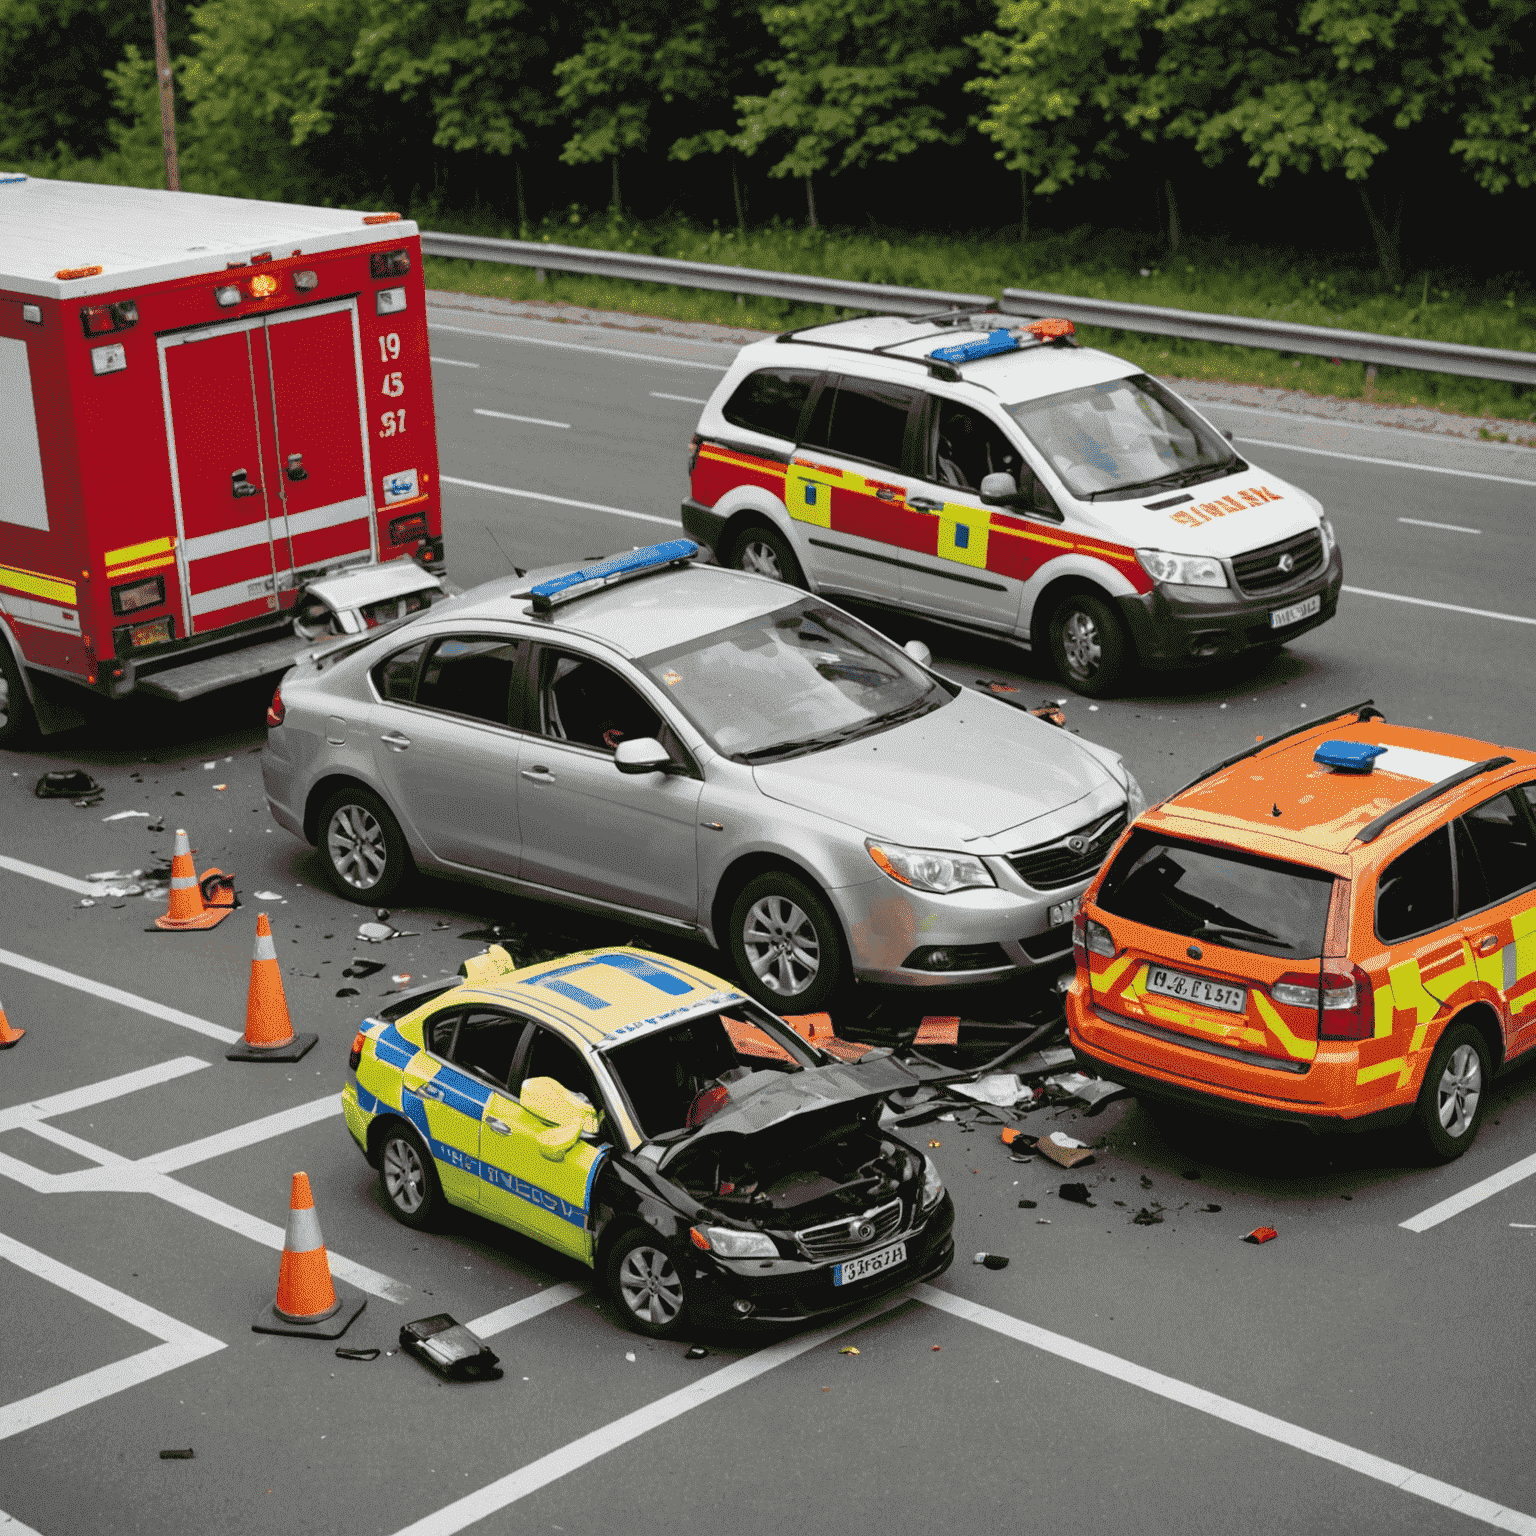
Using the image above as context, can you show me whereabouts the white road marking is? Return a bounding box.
[1399,1149,1536,1232]
[430,356,480,367]
[1342,585,1536,627]
[138,1094,339,1173]
[649,391,707,405]
[0,947,240,1045]
[918,1286,1536,1534]
[467,1283,584,1340]
[1398,517,1481,534]
[0,1058,209,1134]
[0,853,107,897]
[441,476,683,528]
[1235,436,1536,487]
[0,1506,44,1534]
[473,408,571,430]
[0,1230,224,1442]
[390,1291,912,1536]
[427,320,732,372]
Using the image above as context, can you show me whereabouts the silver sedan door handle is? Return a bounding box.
[908,496,944,511]
[380,731,412,751]
[520,766,555,783]
[486,1116,512,1136]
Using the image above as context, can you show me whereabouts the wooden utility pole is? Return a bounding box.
[149,0,180,190]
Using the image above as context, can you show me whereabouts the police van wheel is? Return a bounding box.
[1413,1020,1490,1163]
[377,1122,443,1230]
[0,642,38,750]
[730,524,805,588]
[608,1228,693,1339]
[318,785,410,904]
[1048,593,1129,698]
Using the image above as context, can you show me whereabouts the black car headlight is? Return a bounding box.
[690,1224,777,1259]
[921,1155,945,1211]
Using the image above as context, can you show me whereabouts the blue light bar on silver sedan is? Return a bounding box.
[528,539,699,613]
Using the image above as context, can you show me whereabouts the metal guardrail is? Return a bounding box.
[421,230,1534,386]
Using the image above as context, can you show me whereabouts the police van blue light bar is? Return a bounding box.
[528,539,699,613]
[929,330,1021,365]
[1314,740,1386,773]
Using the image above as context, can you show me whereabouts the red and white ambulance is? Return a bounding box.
[0,172,444,745]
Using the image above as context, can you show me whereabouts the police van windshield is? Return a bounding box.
[637,598,948,763]
[1005,374,1238,502]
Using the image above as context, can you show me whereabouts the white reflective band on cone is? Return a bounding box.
[253,931,277,962]
[169,874,198,890]
[284,1203,325,1253]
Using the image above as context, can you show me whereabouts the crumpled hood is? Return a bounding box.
[1091,467,1321,558]
[752,693,1118,844]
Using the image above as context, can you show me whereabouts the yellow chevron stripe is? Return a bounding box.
[1096,953,1135,994]
[0,562,76,606]
[104,535,174,569]
[1253,992,1318,1061]
[1356,1057,1406,1086]
[106,554,176,579]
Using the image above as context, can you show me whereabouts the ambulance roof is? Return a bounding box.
[0,174,418,301]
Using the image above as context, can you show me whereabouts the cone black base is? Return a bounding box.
[253,1279,366,1339]
[226,1032,318,1063]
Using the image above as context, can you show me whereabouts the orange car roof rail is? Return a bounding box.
[1354,756,1515,845]
[1168,699,1385,800]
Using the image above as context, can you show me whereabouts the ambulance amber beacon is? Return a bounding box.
[343,945,955,1335]
[1066,701,1536,1160]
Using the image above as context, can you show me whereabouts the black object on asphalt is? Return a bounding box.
[685,1345,710,1359]
[1132,1206,1165,1226]
[400,1315,503,1381]
[1201,1204,1223,1213]
[972,1253,1010,1270]
[343,960,385,978]
[336,988,360,998]
[36,769,100,799]
[336,1346,381,1361]
[159,1449,194,1459]
[1058,1183,1095,1206]
[1018,1199,1037,1209]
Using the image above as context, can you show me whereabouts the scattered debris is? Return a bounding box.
[999,1126,1027,1145]
[953,1073,1031,1107]
[1010,1046,1078,1079]
[1243,1226,1279,1245]
[1139,1174,1154,1189]
[625,1352,636,1363]
[399,1315,502,1380]
[36,770,100,800]
[335,988,359,998]
[1036,1132,1096,1169]
[932,1346,941,1351]
[212,783,227,791]
[1132,1206,1165,1226]
[254,890,285,901]
[972,1253,1010,1270]
[839,1346,860,1356]
[1200,1204,1222,1213]
[343,960,385,978]
[358,921,416,942]
[391,974,412,984]
[914,1016,960,1046]
[335,1346,380,1361]
[78,898,96,908]
[101,809,150,822]
[1018,1199,1037,1208]
[685,1345,710,1359]
[928,1140,941,1148]
[159,1448,194,1460]
[1057,1183,1095,1206]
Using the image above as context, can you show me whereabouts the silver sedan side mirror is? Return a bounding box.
[903,639,933,668]
[614,737,671,774]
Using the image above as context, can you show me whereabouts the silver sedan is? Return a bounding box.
[261,543,1145,1011]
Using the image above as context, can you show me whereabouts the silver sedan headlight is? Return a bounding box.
[866,838,996,895]
[1123,768,1148,819]
[1135,549,1229,589]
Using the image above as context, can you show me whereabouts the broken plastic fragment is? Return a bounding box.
[1243,1226,1278,1244]
[1017,1199,1037,1209]
[159,1448,194,1460]
[914,1015,960,1046]
[685,1345,709,1359]
[625,1352,636,1362]
[336,988,359,998]
[335,1346,380,1361]
[972,1253,1009,1270]
[953,1073,1028,1107]
[391,973,412,984]
[36,770,101,799]
[1201,1204,1222,1213]
[254,890,284,901]
[1057,1183,1095,1206]
[1132,1206,1164,1226]
[357,922,397,942]
[928,1140,941,1148]
[839,1346,860,1355]
[101,810,150,822]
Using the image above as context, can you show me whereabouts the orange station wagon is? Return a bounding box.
[1067,701,1536,1159]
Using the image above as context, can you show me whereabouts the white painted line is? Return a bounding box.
[467,1283,584,1340]
[474,408,571,430]
[1399,1149,1536,1232]
[1398,517,1481,534]
[0,1506,44,1534]
[650,392,707,405]
[0,947,240,1045]
[0,1058,209,1134]
[430,356,480,367]
[0,1230,224,1442]
[0,853,105,897]
[917,1285,1536,1534]
[427,321,731,373]
[138,1094,339,1173]
[1342,585,1536,627]
[1235,436,1536,487]
[441,476,683,528]
[390,1291,911,1536]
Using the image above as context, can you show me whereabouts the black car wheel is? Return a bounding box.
[1047,591,1130,698]
[607,1228,692,1339]
[729,523,806,587]
[729,870,846,1013]
[377,1122,443,1229]
[0,641,37,750]
[318,785,410,904]
[1414,1020,1491,1163]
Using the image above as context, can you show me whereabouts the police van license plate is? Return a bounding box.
[1270,594,1321,629]
[1146,966,1247,1013]
[833,1242,906,1286]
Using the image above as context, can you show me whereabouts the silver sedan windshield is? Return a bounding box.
[637,597,944,762]
[1005,373,1233,501]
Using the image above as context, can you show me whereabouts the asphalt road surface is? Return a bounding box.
[2,294,1534,1536]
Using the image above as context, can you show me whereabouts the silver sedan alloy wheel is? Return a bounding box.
[738,538,784,580]
[742,894,820,997]
[328,803,388,890]
[383,1136,427,1214]
[618,1244,685,1327]
[1436,1043,1482,1138]
[1060,608,1103,679]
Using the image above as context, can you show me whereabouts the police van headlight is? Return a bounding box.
[1135,549,1229,589]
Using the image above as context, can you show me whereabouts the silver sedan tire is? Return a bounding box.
[317,784,411,904]
[728,870,846,1013]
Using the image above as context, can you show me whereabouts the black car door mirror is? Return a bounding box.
[614,737,672,774]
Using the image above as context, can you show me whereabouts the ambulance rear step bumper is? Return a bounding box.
[134,632,325,701]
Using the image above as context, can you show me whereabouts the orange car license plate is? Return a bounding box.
[1146,966,1246,1013]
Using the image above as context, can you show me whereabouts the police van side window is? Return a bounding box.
[1376,826,1455,942]
[1452,791,1536,916]
[372,640,427,701]
[721,369,817,442]
[801,376,918,473]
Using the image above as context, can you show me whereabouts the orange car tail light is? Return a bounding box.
[348,1030,366,1071]
[1311,964,1374,1040]
[1072,911,1115,958]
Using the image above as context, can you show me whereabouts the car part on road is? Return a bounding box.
[377,1122,444,1231]
[253,1172,367,1339]
[608,1228,693,1339]
[226,913,318,1063]
[400,1314,504,1380]
[973,1252,1010,1269]
[729,870,847,1012]
[1242,1226,1279,1244]
[729,522,805,587]
[1048,591,1130,698]
[34,769,99,799]
[1036,1132,1096,1168]
[318,785,411,904]
[1414,1019,1491,1162]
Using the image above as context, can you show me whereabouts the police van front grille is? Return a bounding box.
[796,1198,904,1261]
[1007,806,1128,891]
[1232,530,1324,594]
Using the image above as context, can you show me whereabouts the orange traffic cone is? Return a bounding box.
[252,1172,365,1338]
[226,913,317,1062]
[0,998,23,1050]
[153,828,234,931]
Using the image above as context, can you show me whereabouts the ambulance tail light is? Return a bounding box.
[247,272,280,299]
[266,686,286,728]
[79,300,138,338]
[110,575,165,615]
[112,615,174,655]
[294,270,319,291]
[214,284,241,307]
[688,434,703,475]
[389,511,429,546]
[348,1030,366,1071]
